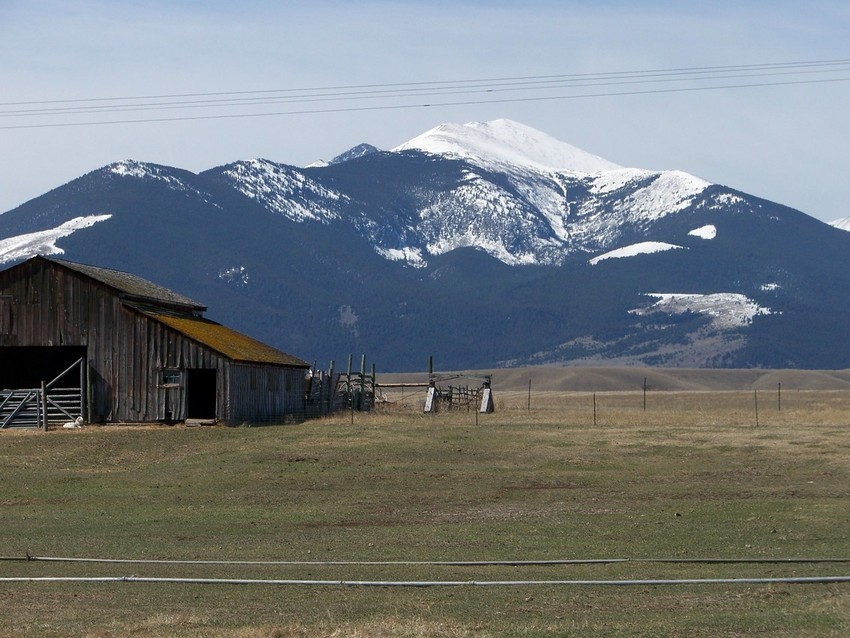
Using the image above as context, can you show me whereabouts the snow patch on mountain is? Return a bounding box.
[109,160,218,205]
[689,224,717,239]
[631,292,773,329]
[393,118,622,174]
[589,241,684,265]
[711,192,746,208]
[0,214,112,264]
[218,265,250,287]
[109,160,162,179]
[418,172,556,265]
[375,246,426,268]
[217,159,348,222]
[588,168,652,194]
[828,216,850,231]
[615,171,710,221]
[556,170,711,253]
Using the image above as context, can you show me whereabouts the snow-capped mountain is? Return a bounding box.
[380,119,715,266]
[394,119,622,173]
[1,119,849,371]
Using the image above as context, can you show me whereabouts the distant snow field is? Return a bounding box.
[589,241,684,265]
[631,292,773,329]
[0,214,112,264]
[375,246,427,268]
[689,224,717,239]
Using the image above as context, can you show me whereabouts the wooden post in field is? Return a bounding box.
[754,390,759,427]
[527,379,532,411]
[778,383,781,411]
[643,377,647,412]
[593,392,597,426]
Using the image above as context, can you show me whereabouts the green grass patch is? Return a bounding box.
[2,398,850,636]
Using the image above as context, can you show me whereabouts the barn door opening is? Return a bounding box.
[186,368,216,419]
[0,346,86,389]
[0,346,87,429]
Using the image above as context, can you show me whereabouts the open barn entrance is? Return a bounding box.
[0,346,87,389]
[186,368,216,419]
[0,346,87,429]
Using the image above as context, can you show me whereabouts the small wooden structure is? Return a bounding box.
[379,358,494,414]
[0,256,309,426]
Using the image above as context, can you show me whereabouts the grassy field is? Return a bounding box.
[2,388,850,637]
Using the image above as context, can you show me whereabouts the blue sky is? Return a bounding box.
[2,1,849,221]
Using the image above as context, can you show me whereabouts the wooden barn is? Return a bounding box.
[0,256,309,427]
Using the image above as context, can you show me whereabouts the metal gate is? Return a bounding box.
[0,358,85,430]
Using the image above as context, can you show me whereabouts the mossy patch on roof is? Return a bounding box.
[147,311,308,367]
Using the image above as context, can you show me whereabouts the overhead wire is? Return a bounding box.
[3,65,850,118]
[1,59,849,130]
[3,58,849,107]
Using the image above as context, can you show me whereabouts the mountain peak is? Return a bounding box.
[306,143,380,168]
[330,143,380,165]
[392,118,622,174]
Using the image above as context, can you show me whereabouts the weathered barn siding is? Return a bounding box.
[0,257,121,419]
[226,363,306,424]
[114,306,223,422]
[0,257,310,425]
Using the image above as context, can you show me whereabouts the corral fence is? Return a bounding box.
[375,380,850,428]
[302,354,378,418]
[0,358,85,430]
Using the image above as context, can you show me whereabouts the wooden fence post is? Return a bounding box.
[41,381,48,431]
[593,392,597,426]
[754,390,759,427]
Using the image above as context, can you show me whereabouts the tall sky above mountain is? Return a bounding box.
[1,1,849,222]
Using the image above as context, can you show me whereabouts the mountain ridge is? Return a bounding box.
[1,118,849,371]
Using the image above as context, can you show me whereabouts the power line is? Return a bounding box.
[1,76,848,132]
[3,58,849,107]
[1,59,849,130]
[3,65,849,118]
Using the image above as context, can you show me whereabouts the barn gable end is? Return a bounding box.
[0,256,309,425]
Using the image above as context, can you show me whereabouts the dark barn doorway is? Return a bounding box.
[0,346,87,389]
[186,368,216,419]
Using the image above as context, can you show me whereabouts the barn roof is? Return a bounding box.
[144,310,310,367]
[44,257,206,312]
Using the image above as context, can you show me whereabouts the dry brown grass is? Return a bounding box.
[3,380,850,637]
[376,384,850,430]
